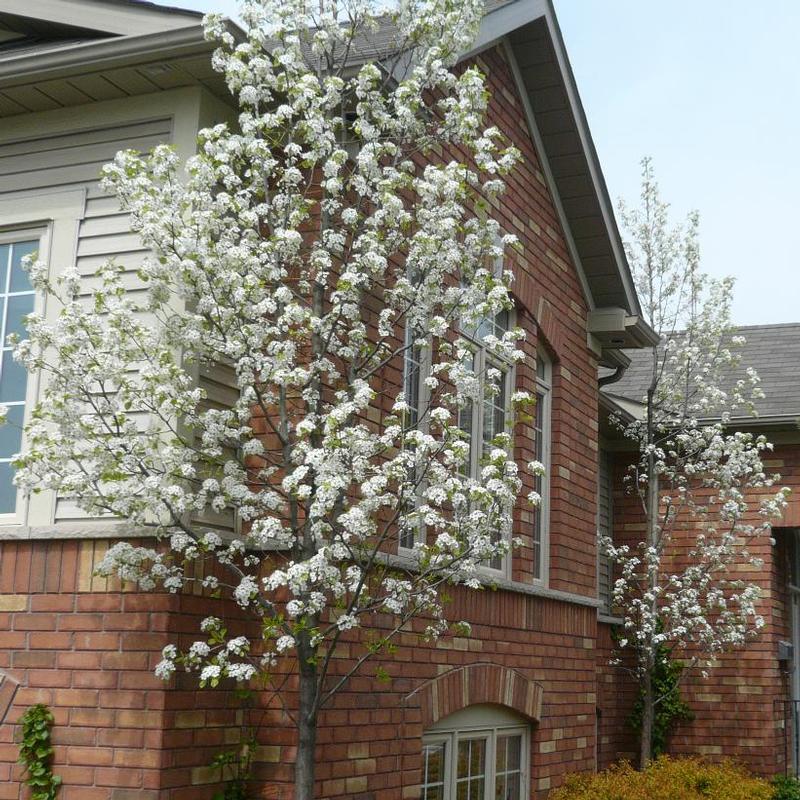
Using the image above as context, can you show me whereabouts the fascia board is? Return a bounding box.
[539,0,642,317]
[462,0,644,321]
[0,25,214,88]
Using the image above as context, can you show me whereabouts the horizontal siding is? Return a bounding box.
[0,117,173,525]
[0,118,170,194]
[192,361,240,536]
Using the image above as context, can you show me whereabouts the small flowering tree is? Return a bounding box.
[11,1,537,797]
[604,158,789,766]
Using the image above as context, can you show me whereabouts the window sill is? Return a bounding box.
[386,550,600,609]
[598,612,624,625]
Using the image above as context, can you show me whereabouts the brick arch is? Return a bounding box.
[403,662,543,729]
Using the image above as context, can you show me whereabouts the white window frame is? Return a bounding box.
[457,318,516,579]
[399,233,518,574]
[0,189,85,529]
[0,227,48,525]
[421,705,530,800]
[532,349,551,584]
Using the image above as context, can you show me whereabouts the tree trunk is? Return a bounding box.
[640,669,654,768]
[294,637,318,800]
[641,382,659,770]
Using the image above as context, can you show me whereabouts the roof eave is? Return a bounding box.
[540,0,642,318]
[463,0,645,323]
[0,19,243,89]
[0,27,200,87]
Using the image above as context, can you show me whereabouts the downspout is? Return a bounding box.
[598,363,628,389]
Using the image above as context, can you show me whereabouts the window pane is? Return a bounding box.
[0,461,16,514]
[5,293,34,342]
[456,738,487,800]
[536,357,546,380]
[482,367,507,454]
[422,742,446,800]
[0,245,9,289]
[9,240,37,293]
[0,351,27,402]
[472,310,509,343]
[495,309,509,335]
[0,404,24,458]
[504,735,521,770]
[495,734,523,800]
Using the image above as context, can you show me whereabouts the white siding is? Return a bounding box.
[192,361,239,536]
[0,117,172,525]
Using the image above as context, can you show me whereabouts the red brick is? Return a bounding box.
[69,708,116,728]
[57,651,103,670]
[52,688,100,707]
[76,595,121,613]
[66,746,114,766]
[73,632,120,650]
[29,631,72,649]
[30,595,75,612]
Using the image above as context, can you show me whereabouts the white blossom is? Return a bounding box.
[609,159,789,761]
[10,0,533,779]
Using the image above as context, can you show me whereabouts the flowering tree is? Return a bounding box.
[11,1,538,796]
[603,158,789,766]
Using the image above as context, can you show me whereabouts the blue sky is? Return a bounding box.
[155,0,800,325]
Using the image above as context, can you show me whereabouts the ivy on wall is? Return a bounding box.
[18,704,61,800]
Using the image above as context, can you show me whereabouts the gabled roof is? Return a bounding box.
[603,323,800,427]
[304,0,654,349]
[0,0,655,354]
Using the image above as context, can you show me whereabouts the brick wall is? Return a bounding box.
[0,42,610,800]
[606,441,800,774]
[595,622,637,769]
[0,539,246,800]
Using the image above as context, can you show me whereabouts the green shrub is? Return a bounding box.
[548,757,772,800]
[772,775,800,800]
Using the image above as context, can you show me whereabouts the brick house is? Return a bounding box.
[599,323,800,777]
[0,1,696,799]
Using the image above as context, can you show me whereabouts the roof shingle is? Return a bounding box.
[603,323,800,420]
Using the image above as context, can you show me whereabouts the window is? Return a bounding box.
[531,351,551,581]
[458,309,515,574]
[421,705,530,800]
[0,233,38,516]
[399,324,425,551]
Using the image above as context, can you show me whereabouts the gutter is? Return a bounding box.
[0,20,243,90]
[706,414,800,431]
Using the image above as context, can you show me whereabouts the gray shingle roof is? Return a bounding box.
[603,323,800,420]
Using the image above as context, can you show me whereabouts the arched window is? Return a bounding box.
[421,704,530,800]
